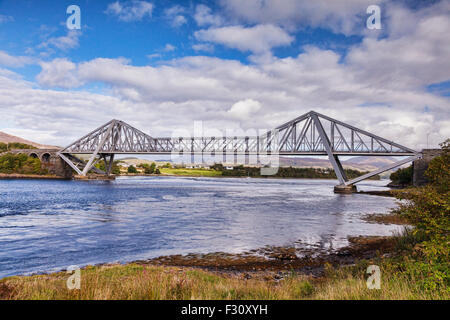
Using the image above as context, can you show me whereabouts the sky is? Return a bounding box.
[0,0,449,149]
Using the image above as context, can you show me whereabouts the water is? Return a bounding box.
[0,177,401,278]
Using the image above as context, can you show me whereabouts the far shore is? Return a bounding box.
[0,173,68,180]
[107,172,388,181]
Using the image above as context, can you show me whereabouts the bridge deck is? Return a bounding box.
[57,111,421,188]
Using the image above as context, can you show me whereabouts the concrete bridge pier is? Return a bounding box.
[413,149,442,186]
[334,184,357,194]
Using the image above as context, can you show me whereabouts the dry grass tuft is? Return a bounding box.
[1,262,446,300]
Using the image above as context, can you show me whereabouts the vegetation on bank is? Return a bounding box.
[160,168,222,177]
[120,162,380,180]
[94,160,121,175]
[0,142,36,153]
[390,139,449,292]
[0,153,48,175]
[216,164,380,180]
[92,157,379,180]
[389,165,413,186]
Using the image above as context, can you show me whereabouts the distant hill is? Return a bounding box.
[117,158,172,166]
[0,131,57,149]
[119,155,401,175]
[279,156,401,172]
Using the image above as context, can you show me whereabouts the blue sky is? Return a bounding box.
[0,1,364,72]
[0,0,448,149]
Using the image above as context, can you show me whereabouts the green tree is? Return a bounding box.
[0,143,36,153]
[139,163,155,174]
[393,139,449,291]
[425,139,449,193]
[161,162,172,168]
[95,160,121,175]
[127,165,137,174]
[390,165,413,186]
[0,153,47,175]
[211,163,223,171]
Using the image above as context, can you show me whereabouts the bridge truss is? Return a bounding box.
[58,111,421,186]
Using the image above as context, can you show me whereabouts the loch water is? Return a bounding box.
[0,177,401,278]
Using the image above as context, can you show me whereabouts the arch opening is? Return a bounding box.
[41,153,51,163]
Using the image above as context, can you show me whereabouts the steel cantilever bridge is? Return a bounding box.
[58,110,421,190]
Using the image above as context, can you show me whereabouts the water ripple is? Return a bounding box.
[0,177,400,278]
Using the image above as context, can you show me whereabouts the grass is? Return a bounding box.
[1,264,307,300]
[1,256,447,300]
[0,227,447,300]
[311,263,444,300]
[160,168,223,177]
[362,213,410,225]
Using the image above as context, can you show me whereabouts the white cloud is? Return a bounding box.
[0,68,137,146]
[37,58,83,89]
[228,99,261,119]
[39,30,81,52]
[165,5,187,27]
[145,44,176,61]
[194,24,294,54]
[172,15,187,27]
[31,39,449,149]
[0,15,14,24]
[147,53,161,59]
[221,0,385,35]
[105,1,153,22]
[346,2,450,90]
[164,44,176,52]
[192,43,214,53]
[194,4,224,27]
[2,1,449,149]
[0,51,33,68]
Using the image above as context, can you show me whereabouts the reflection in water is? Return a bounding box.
[0,177,401,278]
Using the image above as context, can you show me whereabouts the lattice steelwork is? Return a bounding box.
[59,111,421,186]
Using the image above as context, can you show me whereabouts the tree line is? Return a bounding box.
[0,153,48,175]
[0,142,36,153]
[212,163,380,180]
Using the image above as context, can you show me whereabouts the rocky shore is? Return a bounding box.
[132,234,398,280]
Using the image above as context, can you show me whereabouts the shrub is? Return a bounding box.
[390,165,413,185]
[0,143,36,153]
[0,153,47,175]
[392,139,449,291]
[127,165,137,174]
[95,160,121,174]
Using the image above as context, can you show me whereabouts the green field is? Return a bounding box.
[160,168,223,177]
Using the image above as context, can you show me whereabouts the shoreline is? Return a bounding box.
[0,171,390,186]
[0,234,398,281]
[2,212,435,300]
[118,173,389,182]
[0,173,68,180]
[133,234,398,279]
[2,212,408,281]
